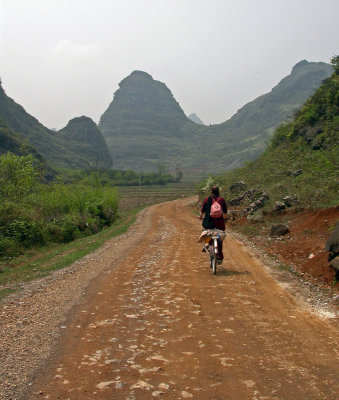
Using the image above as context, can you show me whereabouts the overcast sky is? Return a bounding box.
[0,0,338,129]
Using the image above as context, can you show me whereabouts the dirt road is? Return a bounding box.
[23,198,339,399]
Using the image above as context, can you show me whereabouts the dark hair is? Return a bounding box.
[211,185,220,197]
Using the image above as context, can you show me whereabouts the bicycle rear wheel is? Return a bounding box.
[210,240,217,275]
[211,253,217,275]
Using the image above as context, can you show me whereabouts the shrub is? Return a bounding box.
[4,220,44,247]
[46,217,79,243]
[0,235,21,257]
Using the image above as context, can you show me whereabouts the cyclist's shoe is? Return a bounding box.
[217,258,223,265]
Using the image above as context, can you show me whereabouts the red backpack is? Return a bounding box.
[210,198,223,218]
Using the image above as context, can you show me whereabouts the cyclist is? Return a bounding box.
[199,185,227,262]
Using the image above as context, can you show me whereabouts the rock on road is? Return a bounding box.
[1,198,338,400]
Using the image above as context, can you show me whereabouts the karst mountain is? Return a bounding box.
[99,61,332,174]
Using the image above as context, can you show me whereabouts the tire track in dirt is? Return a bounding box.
[26,198,339,399]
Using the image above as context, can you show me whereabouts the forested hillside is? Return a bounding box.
[0,82,112,169]
[0,119,55,179]
[58,116,112,169]
[207,60,333,171]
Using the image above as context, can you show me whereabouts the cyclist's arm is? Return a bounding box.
[221,198,228,222]
[199,198,208,219]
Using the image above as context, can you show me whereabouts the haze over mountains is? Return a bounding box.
[0,60,332,176]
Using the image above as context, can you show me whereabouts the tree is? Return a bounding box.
[175,165,183,182]
[330,55,339,75]
[0,152,39,200]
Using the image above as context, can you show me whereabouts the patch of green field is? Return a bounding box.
[118,182,197,211]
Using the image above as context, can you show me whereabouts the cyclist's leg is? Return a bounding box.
[217,239,224,260]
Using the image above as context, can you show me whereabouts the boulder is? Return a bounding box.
[274,201,286,211]
[229,195,244,206]
[270,223,289,236]
[242,191,269,215]
[230,181,246,193]
[325,221,339,261]
[283,194,300,207]
[329,256,339,272]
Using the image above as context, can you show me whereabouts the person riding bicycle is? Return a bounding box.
[199,185,227,262]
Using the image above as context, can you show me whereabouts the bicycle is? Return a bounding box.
[199,229,225,275]
[208,233,219,275]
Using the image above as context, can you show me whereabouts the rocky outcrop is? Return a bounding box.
[283,195,300,207]
[270,224,290,236]
[274,202,286,211]
[273,195,300,211]
[229,188,269,216]
[229,188,260,206]
[230,181,246,193]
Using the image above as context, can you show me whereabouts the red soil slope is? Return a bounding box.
[232,206,339,288]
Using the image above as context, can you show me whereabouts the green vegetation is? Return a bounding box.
[0,207,140,301]
[205,56,339,209]
[0,153,119,258]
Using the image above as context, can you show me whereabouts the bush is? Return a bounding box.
[46,217,79,243]
[4,220,44,247]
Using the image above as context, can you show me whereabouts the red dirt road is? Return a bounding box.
[30,198,339,400]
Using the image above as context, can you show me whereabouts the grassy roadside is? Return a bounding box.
[0,207,142,302]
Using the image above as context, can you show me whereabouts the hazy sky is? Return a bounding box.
[0,0,338,129]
